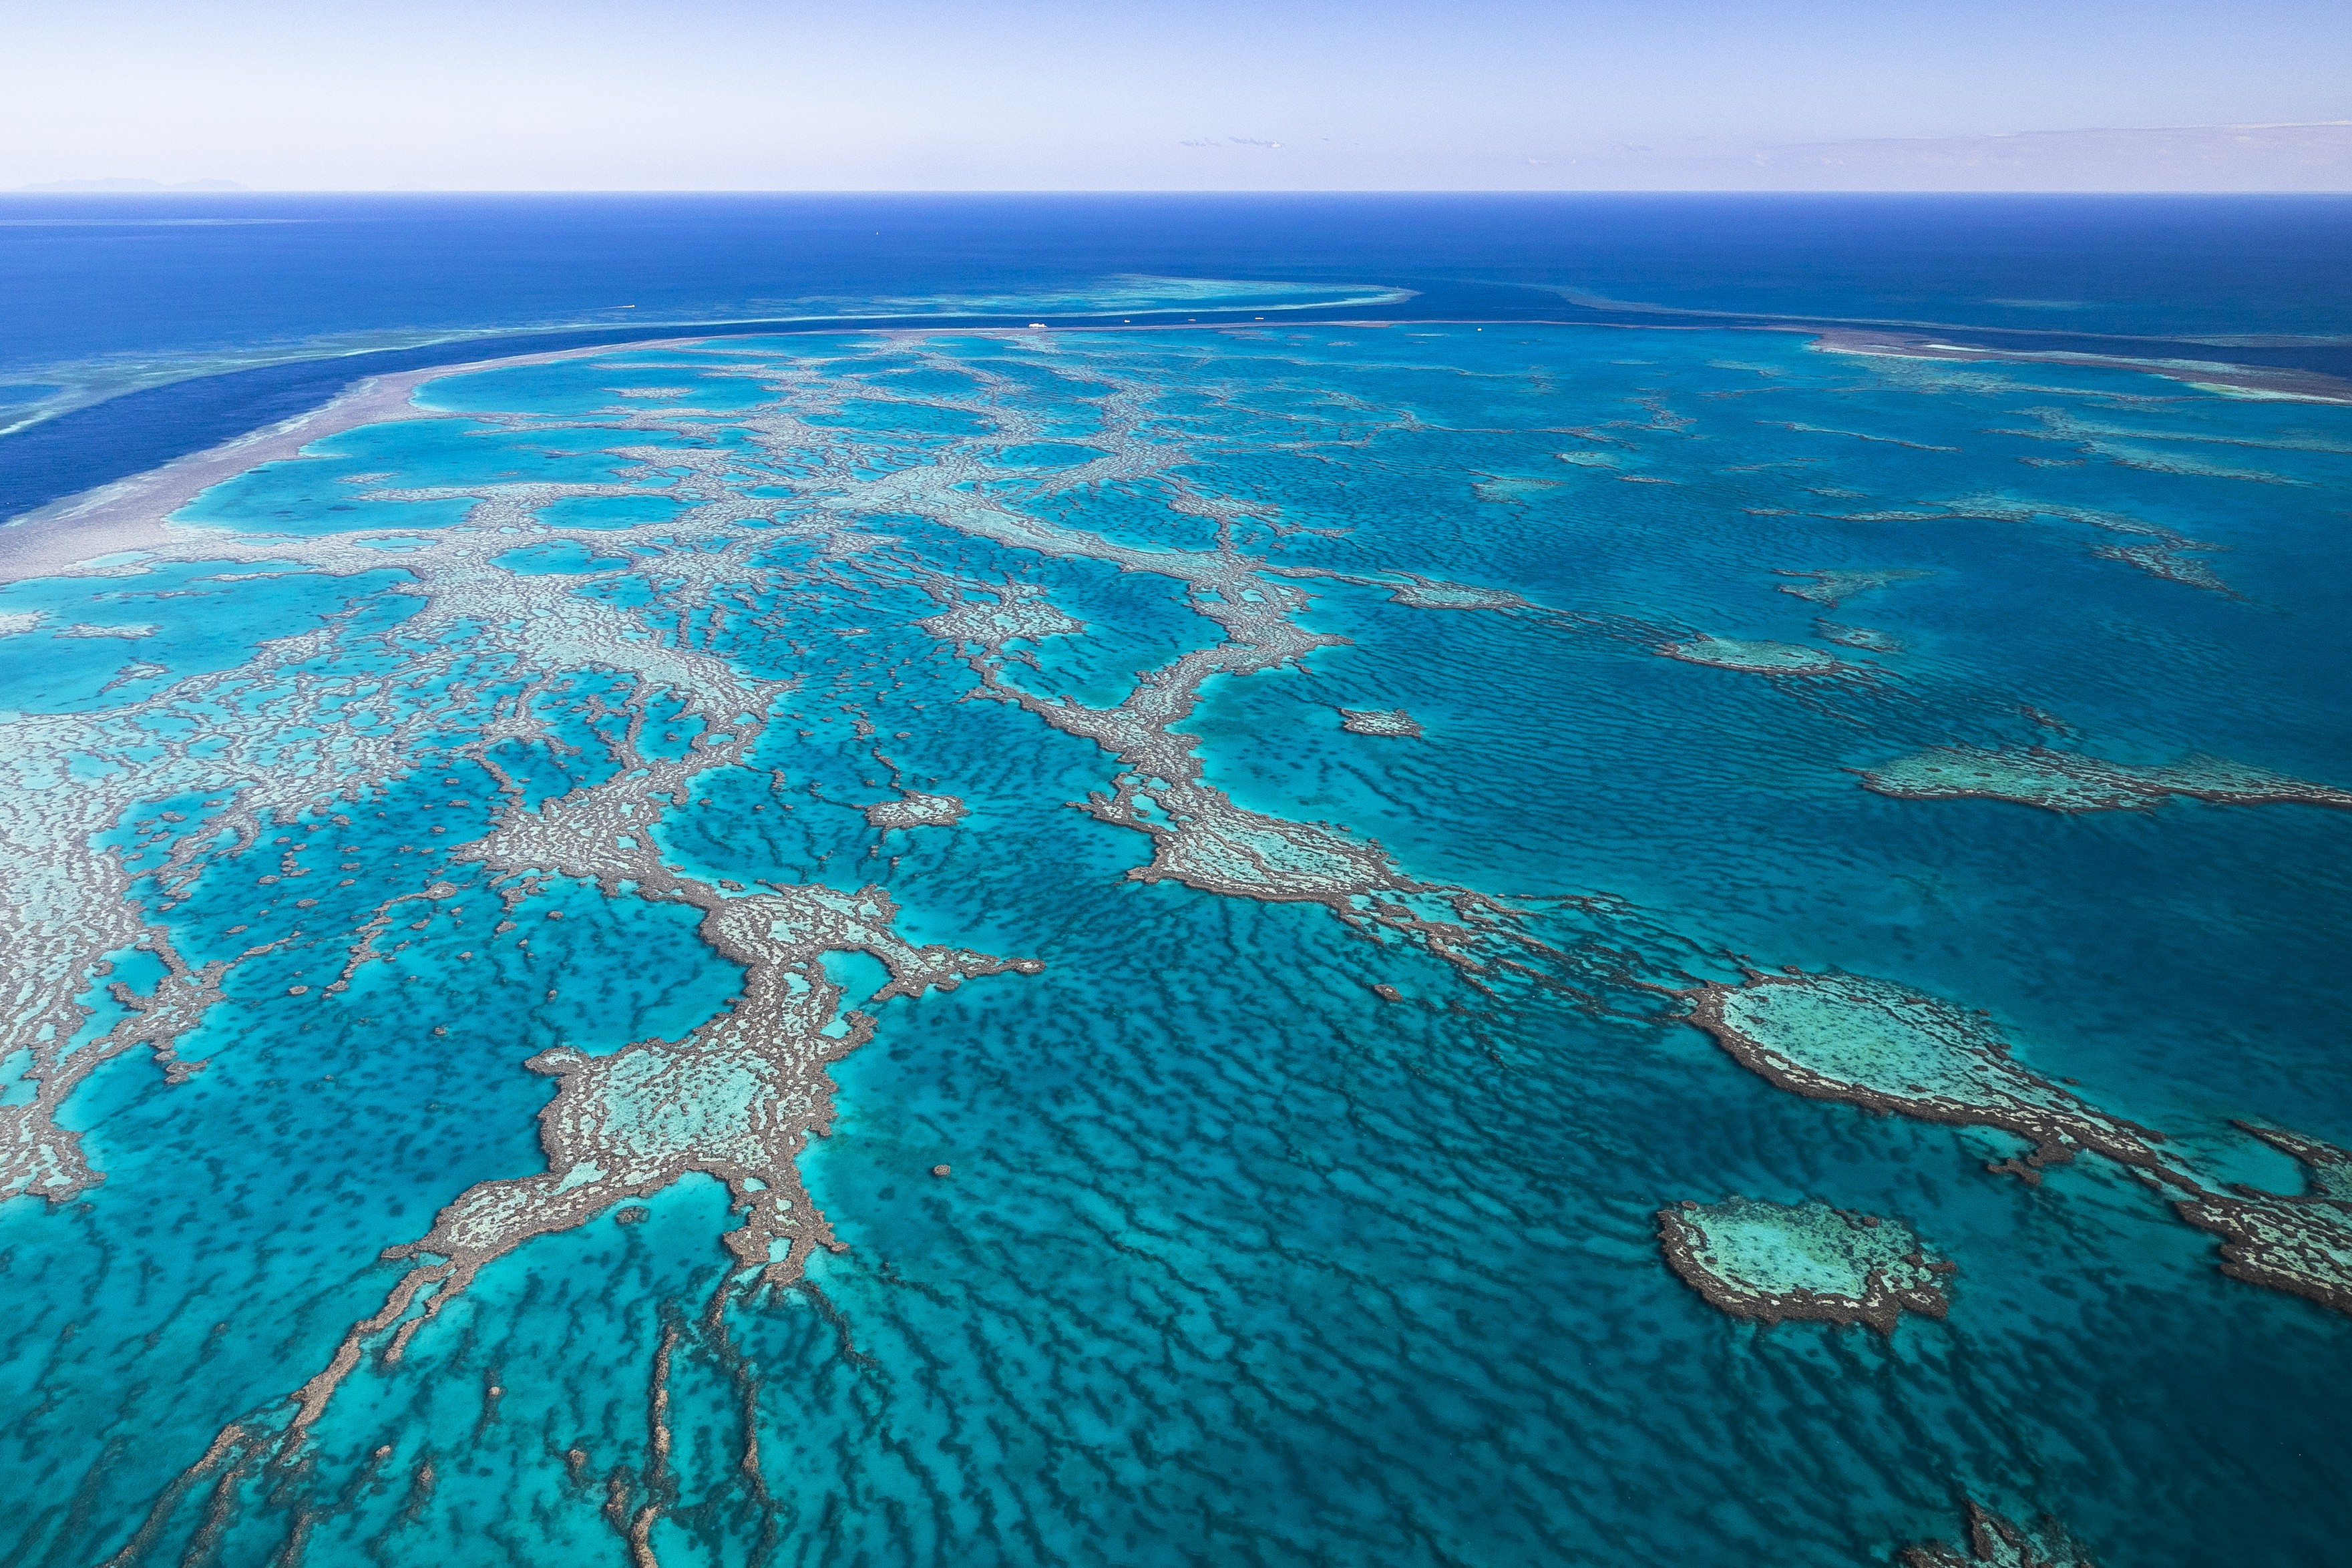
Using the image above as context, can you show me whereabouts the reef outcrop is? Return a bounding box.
[1860,747,2352,813]
[1899,1503,2096,1568]
[1818,620,1903,652]
[1657,1195,1954,1331]
[1773,568,1932,608]
[1682,970,2171,1180]
[2172,1123,2352,1315]
[1660,636,1848,674]
[862,792,970,829]
[1338,708,1423,737]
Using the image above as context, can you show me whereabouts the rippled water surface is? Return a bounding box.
[3,306,2349,1567]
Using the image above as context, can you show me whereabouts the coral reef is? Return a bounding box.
[1931,494,2236,594]
[1339,708,1423,737]
[1773,568,1931,608]
[1656,1196,1954,1331]
[1899,1503,2097,1568]
[1660,636,1850,675]
[916,584,1084,648]
[1382,577,1532,612]
[2088,542,2234,594]
[1860,747,2352,813]
[2172,1123,2352,1315]
[862,792,970,829]
[17,320,2341,1565]
[1682,970,2172,1180]
[1818,620,1903,652]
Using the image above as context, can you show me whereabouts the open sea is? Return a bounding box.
[1,194,2349,1567]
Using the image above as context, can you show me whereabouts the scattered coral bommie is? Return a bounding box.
[1818,620,1904,652]
[1338,708,1423,738]
[862,792,970,829]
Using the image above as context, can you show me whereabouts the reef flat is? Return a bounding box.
[1818,620,1903,652]
[1659,636,1851,675]
[2174,1123,2352,1314]
[861,791,968,829]
[1809,325,2352,405]
[1657,1195,1955,1331]
[1860,746,2352,813]
[1816,492,2240,595]
[1338,708,1422,737]
[1898,1503,2096,1568]
[1682,970,2352,1324]
[1773,567,1933,608]
[1682,970,2172,1180]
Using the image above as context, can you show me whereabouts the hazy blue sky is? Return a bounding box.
[5,0,2349,189]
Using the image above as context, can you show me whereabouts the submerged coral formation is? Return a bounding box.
[12,328,1734,1551]
[0,628,446,1204]
[1772,567,1932,608]
[1659,636,1850,674]
[5,314,2344,1564]
[2173,1123,2352,1314]
[1682,970,2172,1179]
[1382,578,1532,612]
[1475,475,1564,502]
[1818,620,1903,652]
[1656,1195,1955,1331]
[1338,708,1423,737]
[2089,542,2235,594]
[916,583,1084,647]
[862,792,969,829]
[1899,1503,2097,1568]
[1860,746,2352,813]
[1686,969,2352,1320]
[1932,494,2236,594]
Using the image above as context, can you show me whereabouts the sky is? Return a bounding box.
[4,0,2349,190]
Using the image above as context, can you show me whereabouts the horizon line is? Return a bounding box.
[11,186,2352,197]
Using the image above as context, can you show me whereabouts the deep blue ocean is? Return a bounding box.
[1,196,2349,1568]
[9,194,2352,518]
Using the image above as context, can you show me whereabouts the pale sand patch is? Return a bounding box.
[0,335,731,585]
[1806,327,2352,405]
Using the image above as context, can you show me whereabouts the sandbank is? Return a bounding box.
[1805,326,2352,404]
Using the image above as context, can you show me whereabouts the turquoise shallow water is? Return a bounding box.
[2,322,2350,1567]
